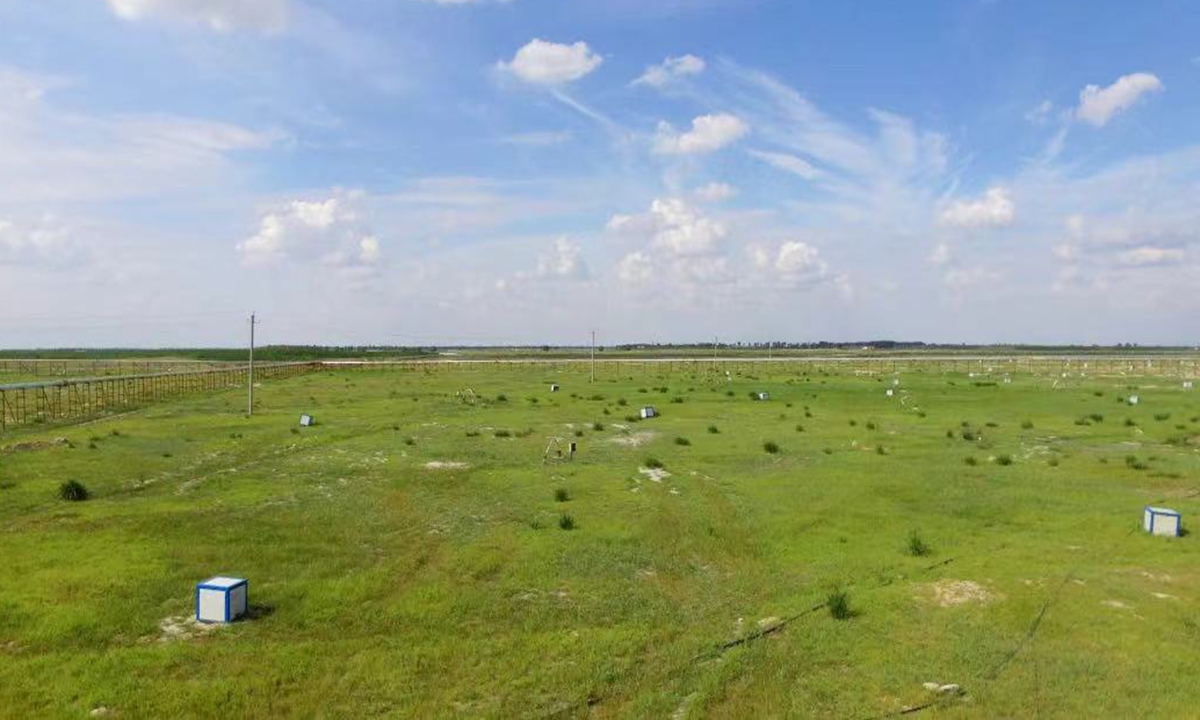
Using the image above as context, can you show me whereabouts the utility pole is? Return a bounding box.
[590,330,596,383]
[248,312,257,416]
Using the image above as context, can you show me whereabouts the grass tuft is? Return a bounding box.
[558,514,576,531]
[907,530,931,557]
[554,488,570,502]
[827,590,852,620]
[763,441,780,454]
[58,480,89,502]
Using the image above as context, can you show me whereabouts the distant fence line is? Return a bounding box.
[0,358,233,378]
[0,362,315,433]
[324,355,1200,378]
[2,354,1197,434]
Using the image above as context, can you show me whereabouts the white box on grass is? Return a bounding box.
[1143,507,1181,537]
[196,576,249,623]
[299,414,315,427]
[640,406,657,419]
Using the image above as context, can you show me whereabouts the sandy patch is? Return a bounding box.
[610,431,657,448]
[152,615,223,643]
[1102,599,1130,610]
[925,580,998,607]
[1,437,70,454]
[425,461,470,470]
[638,466,671,482]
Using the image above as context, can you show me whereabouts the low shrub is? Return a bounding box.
[58,480,89,502]
[763,441,780,454]
[707,424,720,434]
[644,457,664,469]
[554,488,570,502]
[674,437,691,446]
[558,514,576,530]
[996,454,1013,466]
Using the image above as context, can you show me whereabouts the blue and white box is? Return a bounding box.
[640,406,657,419]
[196,576,249,623]
[299,414,315,427]
[1143,507,1181,538]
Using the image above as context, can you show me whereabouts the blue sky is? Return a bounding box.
[0,0,1197,347]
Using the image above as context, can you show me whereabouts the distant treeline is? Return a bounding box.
[0,346,433,362]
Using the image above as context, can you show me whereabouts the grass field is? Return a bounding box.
[1,365,1198,718]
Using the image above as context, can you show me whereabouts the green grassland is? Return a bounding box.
[1,366,1198,718]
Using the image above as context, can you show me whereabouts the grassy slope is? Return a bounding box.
[0,367,1197,718]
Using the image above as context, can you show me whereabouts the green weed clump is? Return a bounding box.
[964,456,978,466]
[554,488,570,502]
[996,454,1013,466]
[494,429,511,438]
[592,422,605,431]
[1021,420,1034,430]
[674,437,691,446]
[827,590,852,620]
[708,425,720,434]
[907,530,930,557]
[58,480,89,502]
[558,514,576,531]
[644,457,664,469]
[763,441,780,454]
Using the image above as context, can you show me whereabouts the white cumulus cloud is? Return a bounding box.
[1076,72,1164,127]
[238,192,383,272]
[633,54,706,88]
[498,39,603,85]
[937,188,1015,229]
[773,241,830,287]
[616,251,654,284]
[654,113,749,155]
[535,237,589,279]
